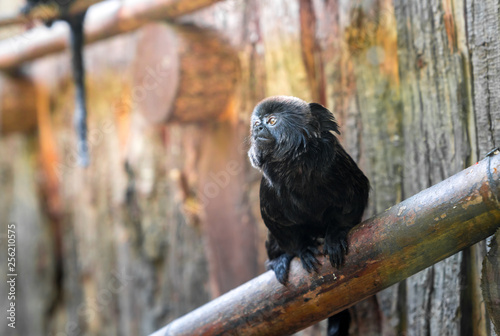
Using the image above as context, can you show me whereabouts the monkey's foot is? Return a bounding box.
[324,233,348,269]
[298,245,321,273]
[267,253,293,284]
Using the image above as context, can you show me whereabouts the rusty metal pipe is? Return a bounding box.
[151,152,500,336]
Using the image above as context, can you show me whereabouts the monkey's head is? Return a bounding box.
[248,96,339,169]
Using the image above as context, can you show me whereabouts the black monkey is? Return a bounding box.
[248,96,369,335]
[22,0,89,166]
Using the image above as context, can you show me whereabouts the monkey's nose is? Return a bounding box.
[253,125,264,136]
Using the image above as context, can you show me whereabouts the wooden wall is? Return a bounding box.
[0,0,498,335]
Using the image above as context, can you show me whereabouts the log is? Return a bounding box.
[0,0,225,71]
[0,74,37,134]
[132,23,239,123]
[151,152,500,336]
[0,0,105,28]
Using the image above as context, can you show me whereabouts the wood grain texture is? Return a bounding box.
[482,229,500,335]
[321,0,403,332]
[465,1,500,333]
[394,0,473,334]
[466,0,500,156]
[299,0,326,105]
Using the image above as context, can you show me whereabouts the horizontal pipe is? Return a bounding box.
[151,152,500,336]
[0,0,224,71]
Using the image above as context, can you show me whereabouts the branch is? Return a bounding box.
[0,0,105,28]
[0,0,224,70]
[151,152,500,336]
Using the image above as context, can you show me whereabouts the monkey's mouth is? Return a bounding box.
[254,136,272,143]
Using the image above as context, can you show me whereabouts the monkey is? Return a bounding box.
[22,0,89,166]
[248,96,370,336]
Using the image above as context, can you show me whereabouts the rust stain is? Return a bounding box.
[462,195,482,210]
[442,0,456,53]
[406,210,416,226]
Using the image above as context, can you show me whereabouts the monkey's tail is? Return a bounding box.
[327,309,350,336]
[67,11,89,167]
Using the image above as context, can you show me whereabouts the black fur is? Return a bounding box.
[249,96,369,336]
[249,96,369,282]
[22,0,89,166]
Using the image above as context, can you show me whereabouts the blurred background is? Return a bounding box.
[0,0,498,335]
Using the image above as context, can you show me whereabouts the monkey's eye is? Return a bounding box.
[253,120,261,127]
[267,116,277,126]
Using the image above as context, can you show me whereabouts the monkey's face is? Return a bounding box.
[248,96,319,169]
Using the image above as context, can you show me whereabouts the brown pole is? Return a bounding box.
[0,0,105,28]
[0,0,225,70]
[151,152,500,336]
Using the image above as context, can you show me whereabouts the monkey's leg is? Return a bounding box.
[266,253,294,285]
[66,11,89,166]
[265,232,294,284]
[279,227,322,275]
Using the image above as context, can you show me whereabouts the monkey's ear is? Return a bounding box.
[309,103,340,135]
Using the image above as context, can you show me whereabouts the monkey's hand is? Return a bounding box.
[266,245,321,284]
[298,245,321,273]
[324,227,349,268]
[266,253,293,284]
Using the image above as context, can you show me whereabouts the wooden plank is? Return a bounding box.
[393,0,473,334]
[466,0,500,156]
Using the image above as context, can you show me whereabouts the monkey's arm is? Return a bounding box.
[261,205,321,284]
[322,148,370,268]
[265,232,294,284]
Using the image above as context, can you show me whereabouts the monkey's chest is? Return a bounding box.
[266,184,332,227]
